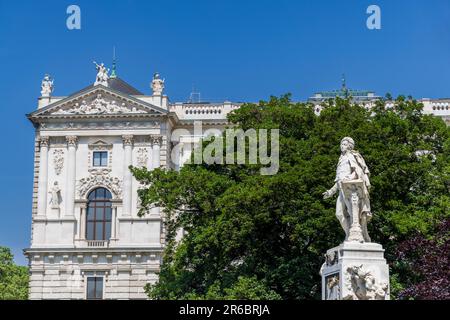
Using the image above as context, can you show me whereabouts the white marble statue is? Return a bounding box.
[323,137,372,242]
[151,72,164,95]
[93,61,109,86]
[49,181,61,208]
[41,74,54,97]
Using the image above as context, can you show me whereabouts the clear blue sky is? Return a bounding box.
[1,0,449,265]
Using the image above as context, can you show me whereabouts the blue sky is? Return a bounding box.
[0,0,449,265]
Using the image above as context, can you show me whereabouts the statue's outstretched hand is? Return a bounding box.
[323,190,332,199]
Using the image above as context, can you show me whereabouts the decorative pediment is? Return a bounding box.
[31,86,167,118]
[88,140,113,150]
[53,93,146,115]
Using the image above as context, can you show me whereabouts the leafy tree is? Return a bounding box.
[394,218,449,300]
[132,95,449,300]
[0,246,28,300]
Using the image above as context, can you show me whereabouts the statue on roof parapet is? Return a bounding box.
[93,61,109,87]
[41,74,54,97]
[151,72,165,95]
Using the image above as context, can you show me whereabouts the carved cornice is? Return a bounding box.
[36,120,160,131]
[66,135,78,147]
[122,135,134,146]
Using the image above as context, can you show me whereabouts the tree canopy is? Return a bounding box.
[131,95,450,300]
[0,246,28,300]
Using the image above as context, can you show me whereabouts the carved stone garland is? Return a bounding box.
[77,172,122,199]
[53,149,64,175]
[136,148,148,167]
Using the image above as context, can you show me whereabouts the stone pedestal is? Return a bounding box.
[321,242,390,300]
[50,206,61,218]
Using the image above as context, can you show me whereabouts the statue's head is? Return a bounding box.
[340,137,355,153]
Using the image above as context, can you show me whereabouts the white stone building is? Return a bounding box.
[24,66,239,300]
[308,78,450,125]
[24,66,449,300]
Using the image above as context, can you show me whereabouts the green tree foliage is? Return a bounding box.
[131,95,449,300]
[0,246,29,300]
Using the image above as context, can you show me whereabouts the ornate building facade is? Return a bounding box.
[25,66,449,300]
[24,65,239,299]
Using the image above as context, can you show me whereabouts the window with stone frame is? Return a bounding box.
[86,276,104,300]
[86,188,112,241]
[93,151,108,167]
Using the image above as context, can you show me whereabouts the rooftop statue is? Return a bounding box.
[151,72,165,95]
[323,137,372,243]
[93,61,109,86]
[41,74,54,97]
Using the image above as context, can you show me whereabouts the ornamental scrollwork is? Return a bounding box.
[150,135,162,146]
[122,135,134,146]
[77,172,122,199]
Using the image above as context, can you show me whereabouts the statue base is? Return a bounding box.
[320,241,390,300]
[50,206,61,218]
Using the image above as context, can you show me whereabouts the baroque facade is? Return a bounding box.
[24,67,238,300]
[25,66,449,300]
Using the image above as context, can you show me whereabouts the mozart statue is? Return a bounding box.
[323,137,372,242]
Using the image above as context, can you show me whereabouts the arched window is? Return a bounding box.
[86,188,112,241]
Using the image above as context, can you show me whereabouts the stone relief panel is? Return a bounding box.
[325,274,340,300]
[136,148,148,167]
[53,93,146,115]
[52,149,64,175]
[343,265,388,300]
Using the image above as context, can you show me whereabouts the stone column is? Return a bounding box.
[122,135,133,216]
[150,136,162,216]
[151,135,161,169]
[111,205,118,240]
[177,142,184,170]
[147,141,153,170]
[37,136,50,216]
[65,136,78,217]
[79,204,86,240]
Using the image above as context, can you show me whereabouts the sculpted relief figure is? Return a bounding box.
[344,265,388,300]
[49,181,61,208]
[323,137,372,242]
